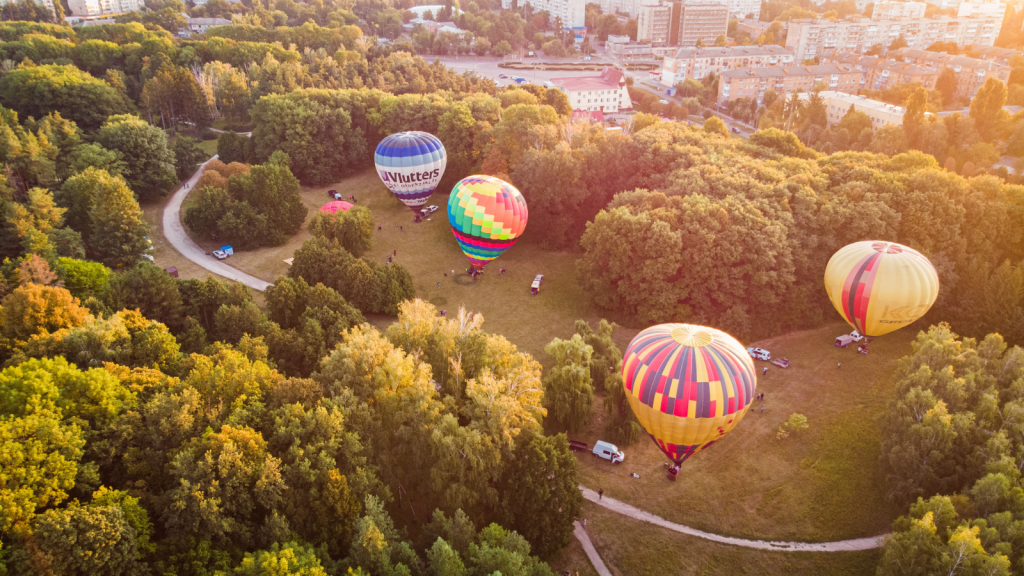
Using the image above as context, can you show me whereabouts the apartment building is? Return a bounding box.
[956,1,1005,19]
[735,19,787,37]
[870,1,926,20]
[717,63,861,102]
[661,45,794,84]
[800,90,910,129]
[688,0,759,19]
[601,0,641,18]
[821,53,940,89]
[637,0,727,45]
[552,66,631,113]
[966,43,1019,64]
[0,0,55,16]
[892,47,1010,97]
[501,0,586,27]
[784,15,1001,62]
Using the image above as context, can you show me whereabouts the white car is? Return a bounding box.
[850,330,864,342]
[212,250,228,260]
[592,440,624,463]
[746,347,771,361]
[421,205,439,215]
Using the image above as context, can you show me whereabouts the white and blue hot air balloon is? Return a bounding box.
[374,131,447,213]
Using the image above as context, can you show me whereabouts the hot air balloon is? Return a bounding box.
[622,324,756,469]
[447,175,528,271]
[320,200,353,214]
[824,241,939,339]
[374,132,447,213]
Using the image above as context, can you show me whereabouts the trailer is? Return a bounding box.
[771,358,790,368]
[568,440,588,452]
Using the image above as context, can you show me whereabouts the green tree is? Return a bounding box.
[936,68,958,106]
[173,135,208,180]
[0,284,88,344]
[96,114,177,200]
[543,334,594,432]
[57,167,123,243]
[56,257,111,302]
[495,433,583,558]
[232,541,329,576]
[427,538,467,576]
[30,502,144,575]
[903,87,929,147]
[969,77,1010,142]
[228,161,308,242]
[0,65,129,132]
[703,116,728,136]
[348,495,419,576]
[87,170,150,268]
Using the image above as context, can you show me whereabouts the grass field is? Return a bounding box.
[575,322,913,542]
[161,167,913,574]
[581,502,883,576]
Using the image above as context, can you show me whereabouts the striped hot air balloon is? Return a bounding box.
[824,241,939,338]
[622,324,756,465]
[374,132,447,213]
[447,175,528,271]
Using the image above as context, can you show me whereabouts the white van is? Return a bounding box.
[592,440,624,463]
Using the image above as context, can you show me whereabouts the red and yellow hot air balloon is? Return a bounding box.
[824,241,939,338]
[622,324,756,466]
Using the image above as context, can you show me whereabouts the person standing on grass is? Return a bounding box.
[837,361,842,370]
[763,367,767,376]
[598,488,604,500]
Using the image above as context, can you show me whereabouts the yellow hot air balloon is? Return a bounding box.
[622,324,756,466]
[824,241,939,338]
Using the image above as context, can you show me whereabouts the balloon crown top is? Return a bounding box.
[871,241,904,254]
[669,325,714,347]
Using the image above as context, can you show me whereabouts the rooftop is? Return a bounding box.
[669,45,792,59]
[823,53,939,75]
[552,66,626,91]
[893,48,1011,70]
[722,63,854,79]
[799,91,908,115]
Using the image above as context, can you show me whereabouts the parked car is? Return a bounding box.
[212,245,234,260]
[850,330,864,342]
[731,127,740,133]
[421,205,439,215]
[592,440,624,463]
[746,347,771,361]
[499,74,508,78]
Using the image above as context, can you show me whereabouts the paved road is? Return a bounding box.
[573,521,612,576]
[580,487,885,552]
[162,155,273,291]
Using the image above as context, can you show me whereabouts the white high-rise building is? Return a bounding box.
[501,0,586,28]
[870,0,926,20]
[68,0,140,17]
[957,1,1006,19]
[601,0,641,18]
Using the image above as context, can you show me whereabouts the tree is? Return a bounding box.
[56,257,111,302]
[348,495,419,576]
[495,433,582,557]
[87,170,150,268]
[105,262,184,329]
[936,68,958,106]
[0,284,88,344]
[173,136,208,180]
[969,77,1009,142]
[543,334,594,432]
[0,65,128,132]
[57,167,124,244]
[704,116,728,136]
[427,538,467,576]
[30,503,144,575]
[232,542,330,576]
[290,237,414,314]
[217,131,253,164]
[228,162,308,242]
[889,34,908,50]
[96,115,177,200]
[903,87,928,146]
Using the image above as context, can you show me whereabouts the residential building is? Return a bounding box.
[637,0,674,43]
[821,53,940,89]
[500,0,586,27]
[678,3,729,46]
[690,0,759,18]
[0,0,55,15]
[965,44,1020,65]
[800,90,910,129]
[956,1,1005,19]
[661,44,794,84]
[870,0,927,20]
[601,0,641,18]
[69,0,143,16]
[402,18,465,35]
[179,16,232,37]
[552,65,631,113]
[923,0,961,10]
[735,19,786,37]
[892,47,1011,97]
[717,63,862,102]
[784,15,1002,62]
[607,35,654,58]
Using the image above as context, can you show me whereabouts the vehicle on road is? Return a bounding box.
[746,347,771,361]
[592,440,624,463]
[731,127,740,133]
[659,99,669,104]
[499,73,508,78]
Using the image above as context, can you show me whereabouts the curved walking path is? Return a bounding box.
[162,155,272,291]
[580,487,885,552]
[573,521,612,576]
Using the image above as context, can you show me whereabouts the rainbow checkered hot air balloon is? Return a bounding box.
[447,175,528,271]
[374,132,447,213]
[623,324,757,465]
[823,240,939,338]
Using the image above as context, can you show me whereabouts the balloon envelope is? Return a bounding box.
[824,241,939,338]
[622,324,756,465]
[447,175,528,271]
[320,201,353,214]
[374,132,447,212]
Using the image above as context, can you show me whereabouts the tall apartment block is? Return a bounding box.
[0,0,55,16]
[68,0,140,16]
[784,15,1002,62]
[870,1,926,20]
[600,0,641,18]
[637,0,728,46]
[501,0,586,27]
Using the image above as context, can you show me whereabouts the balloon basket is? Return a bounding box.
[667,466,680,481]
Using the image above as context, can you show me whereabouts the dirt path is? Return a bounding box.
[162,155,272,291]
[573,521,613,576]
[580,487,885,552]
